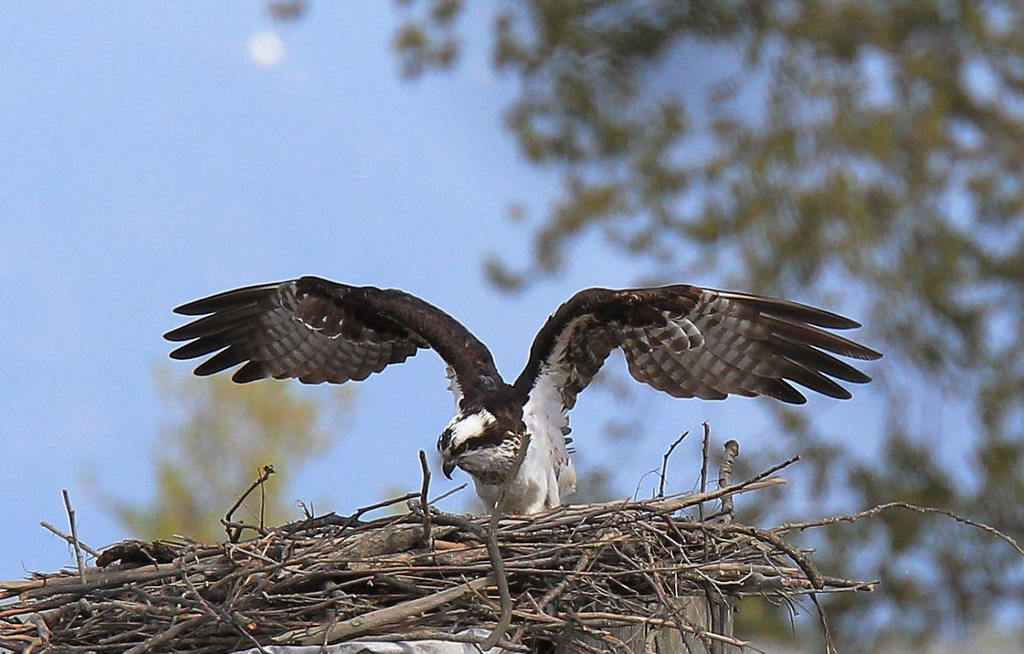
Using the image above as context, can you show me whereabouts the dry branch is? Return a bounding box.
[774,501,1024,556]
[223,464,275,542]
[61,490,86,584]
[38,521,103,559]
[283,577,491,645]
[717,440,740,523]
[658,430,689,497]
[417,450,433,548]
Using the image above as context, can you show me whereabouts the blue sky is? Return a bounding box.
[0,2,896,585]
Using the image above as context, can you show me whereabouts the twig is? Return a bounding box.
[428,482,467,506]
[717,440,740,523]
[284,577,491,645]
[219,521,266,540]
[346,493,420,522]
[320,609,336,654]
[480,433,532,651]
[27,613,51,647]
[9,563,214,603]
[516,610,755,649]
[699,422,710,522]
[647,449,799,514]
[640,552,711,653]
[178,556,268,653]
[658,430,689,497]
[277,492,420,535]
[259,465,268,533]
[711,439,740,653]
[355,630,528,652]
[61,490,86,584]
[371,574,430,597]
[418,450,432,548]
[745,452,800,487]
[775,501,1024,557]
[122,615,209,654]
[710,522,825,590]
[39,521,102,558]
[511,545,603,643]
[223,465,275,542]
[810,593,837,654]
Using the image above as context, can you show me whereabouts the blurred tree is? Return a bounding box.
[378,0,1024,646]
[105,370,349,543]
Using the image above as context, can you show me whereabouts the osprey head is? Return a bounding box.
[436,408,520,481]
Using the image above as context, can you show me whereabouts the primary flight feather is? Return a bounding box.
[165,276,881,514]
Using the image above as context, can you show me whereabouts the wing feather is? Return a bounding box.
[165,277,504,405]
[514,285,881,415]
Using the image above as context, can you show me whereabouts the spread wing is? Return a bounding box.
[513,285,882,413]
[164,276,504,407]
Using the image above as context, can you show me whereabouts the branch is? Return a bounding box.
[61,490,86,584]
[428,482,467,506]
[223,464,275,542]
[277,492,420,535]
[122,615,209,654]
[774,501,1024,557]
[677,521,825,590]
[699,421,710,521]
[647,474,789,514]
[717,440,740,523]
[515,610,755,649]
[810,592,838,654]
[354,630,528,652]
[39,521,102,558]
[511,543,604,643]
[282,577,492,645]
[417,450,432,548]
[178,556,268,654]
[658,430,689,497]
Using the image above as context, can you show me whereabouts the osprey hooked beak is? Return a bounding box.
[442,457,457,480]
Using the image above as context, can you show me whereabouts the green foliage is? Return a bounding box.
[107,370,349,543]
[390,0,1024,646]
[393,0,463,77]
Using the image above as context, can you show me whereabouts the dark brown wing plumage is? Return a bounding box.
[165,277,505,404]
[514,285,881,409]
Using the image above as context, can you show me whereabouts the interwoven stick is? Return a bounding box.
[282,576,491,645]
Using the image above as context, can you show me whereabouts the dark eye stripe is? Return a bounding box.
[462,423,511,452]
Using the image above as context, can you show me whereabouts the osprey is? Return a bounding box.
[164,277,881,514]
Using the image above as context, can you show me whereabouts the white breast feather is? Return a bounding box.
[518,329,578,512]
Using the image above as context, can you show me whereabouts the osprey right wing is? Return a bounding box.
[164,276,504,409]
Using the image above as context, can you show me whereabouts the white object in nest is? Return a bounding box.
[229,629,506,654]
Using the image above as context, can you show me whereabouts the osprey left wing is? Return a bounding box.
[514,285,882,413]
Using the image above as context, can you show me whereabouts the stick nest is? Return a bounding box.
[1,453,873,653]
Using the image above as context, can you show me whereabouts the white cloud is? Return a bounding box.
[248,30,285,68]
